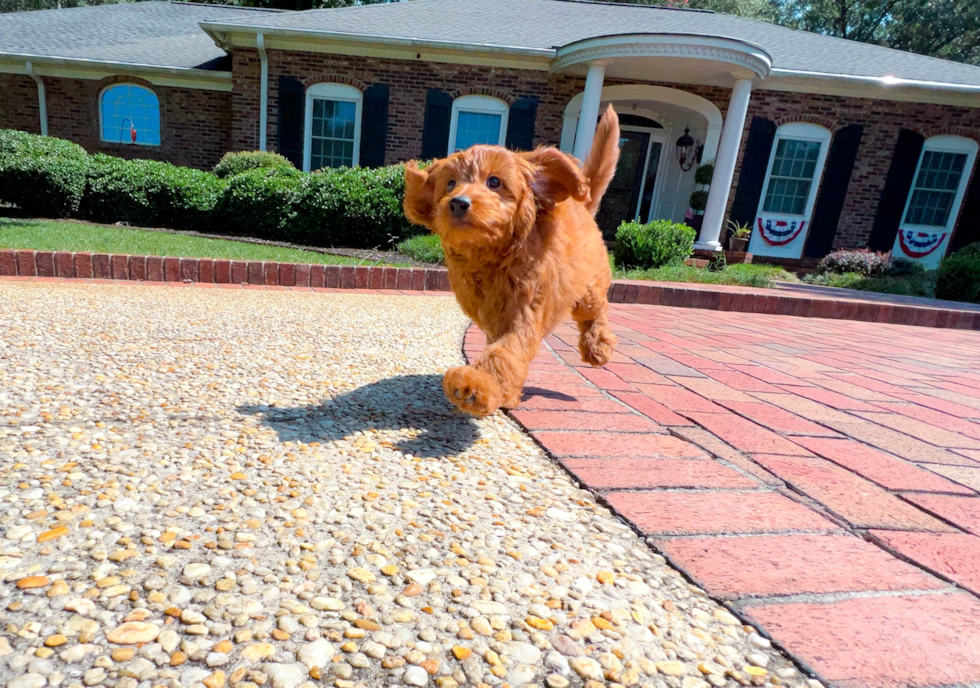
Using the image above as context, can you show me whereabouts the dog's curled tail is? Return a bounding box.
[582,104,620,216]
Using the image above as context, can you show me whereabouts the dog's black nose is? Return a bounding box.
[448,195,471,218]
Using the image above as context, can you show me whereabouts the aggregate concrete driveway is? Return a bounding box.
[0,280,801,688]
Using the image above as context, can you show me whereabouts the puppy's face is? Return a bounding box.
[404,145,589,254]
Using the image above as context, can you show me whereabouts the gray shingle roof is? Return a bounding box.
[211,0,980,88]
[0,1,275,71]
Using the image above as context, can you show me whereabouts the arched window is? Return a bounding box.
[892,134,978,266]
[449,95,509,154]
[100,84,161,146]
[303,83,363,171]
[748,122,832,258]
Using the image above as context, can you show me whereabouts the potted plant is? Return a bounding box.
[726,219,751,252]
[684,163,714,234]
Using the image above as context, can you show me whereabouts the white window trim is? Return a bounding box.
[757,122,832,220]
[98,82,161,147]
[899,134,978,233]
[303,82,363,172]
[448,94,509,154]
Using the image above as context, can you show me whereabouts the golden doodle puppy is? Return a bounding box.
[403,105,621,416]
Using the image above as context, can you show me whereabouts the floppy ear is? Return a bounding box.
[521,148,591,209]
[403,161,436,228]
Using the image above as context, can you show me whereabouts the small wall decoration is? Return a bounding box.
[891,229,949,268]
[748,214,810,258]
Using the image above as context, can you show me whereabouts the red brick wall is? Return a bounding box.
[0,74,43,134]
[0,73,233,170]
[735,91,980,250]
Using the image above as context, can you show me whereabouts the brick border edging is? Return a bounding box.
[3,249,978,329]
[0,249,450,292]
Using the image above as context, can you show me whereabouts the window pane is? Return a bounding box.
[762,138,822,216]
[453,111,502,151]
[903,151,967,227]
[309,96,357,169]
[100,84,160,146]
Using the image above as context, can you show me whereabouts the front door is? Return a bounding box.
[596,130,656,241]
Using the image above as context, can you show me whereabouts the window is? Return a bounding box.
[763,139,821,215]
[303,83,362,171]
[904,150,968,227]
[449,95,509,154]
[100,84,160,146]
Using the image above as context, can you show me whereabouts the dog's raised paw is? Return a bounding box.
[579,328,617,367]
[442,365,503,417]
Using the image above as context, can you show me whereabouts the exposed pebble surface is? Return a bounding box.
[0,282,804,688]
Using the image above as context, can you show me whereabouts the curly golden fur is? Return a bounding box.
[403,105,621,416]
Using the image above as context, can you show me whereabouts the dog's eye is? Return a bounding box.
[446,179,456,191]
[487,176,501,189]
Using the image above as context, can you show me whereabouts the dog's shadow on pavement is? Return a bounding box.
[238,374,479,458]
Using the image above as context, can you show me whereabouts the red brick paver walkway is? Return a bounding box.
[467,305,980,688]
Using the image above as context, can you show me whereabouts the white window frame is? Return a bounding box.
[900,135,978,233]
[758,122,832,220]
[303,83,362,172]
[448,94,509,154]
[98,82,161,147]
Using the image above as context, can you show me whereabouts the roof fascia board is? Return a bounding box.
[201,22,554,57]
[765,68,980,108]
[0,53,232,91]
[214,29,554,71]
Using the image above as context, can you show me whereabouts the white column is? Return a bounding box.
[697,78,753,251]
[572,62,607,161]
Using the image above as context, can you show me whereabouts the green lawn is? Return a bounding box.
[613,262,799,288]
[0,218,410,266]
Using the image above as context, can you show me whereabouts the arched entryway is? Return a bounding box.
[560,84,723,238]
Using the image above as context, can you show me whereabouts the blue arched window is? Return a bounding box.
[100,84,161,146]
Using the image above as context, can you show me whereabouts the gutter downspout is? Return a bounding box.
[25,61,48,136]
[256,33,268,151]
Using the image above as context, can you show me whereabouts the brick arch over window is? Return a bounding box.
[773,115,838,131]
[96,75,158,92]
[301,74,367,92]
[916,126,980,143]
[448,87,516,105]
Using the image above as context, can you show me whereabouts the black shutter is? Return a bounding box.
[505,96,538,151]
[869,129,925,252]
[950,168,980,253]
[804,124,864,259]
[420,89,452,160]
[359,84,389,168]
[729,116,777,231]
[277,76,305,168]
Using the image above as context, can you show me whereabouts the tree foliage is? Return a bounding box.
[606,0,980,65]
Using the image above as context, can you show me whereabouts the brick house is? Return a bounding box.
[2,0,980,266]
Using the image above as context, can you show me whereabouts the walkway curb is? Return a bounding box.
[3,249,977,329]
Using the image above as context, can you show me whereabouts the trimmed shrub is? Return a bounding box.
[82,156,224,232]
[214,168,301,239]
[935,250,980,303]
[213,150,295,179]
[613,220,696,270]
[290,164,421,248]
[0,129,90,217]
[816,249,891,277]
[885,258,926,277]
[956,241,980,258]
[398,233,444,263]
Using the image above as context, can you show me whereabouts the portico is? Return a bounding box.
[551,34,772,250]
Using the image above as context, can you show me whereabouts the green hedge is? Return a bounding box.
[0,130,422,249]
[0,129,90,217]
[212,150,296,179]
[397,233,444,264]
[82,155,224,232]
[935,245,980,303]
[613,220,696,269]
